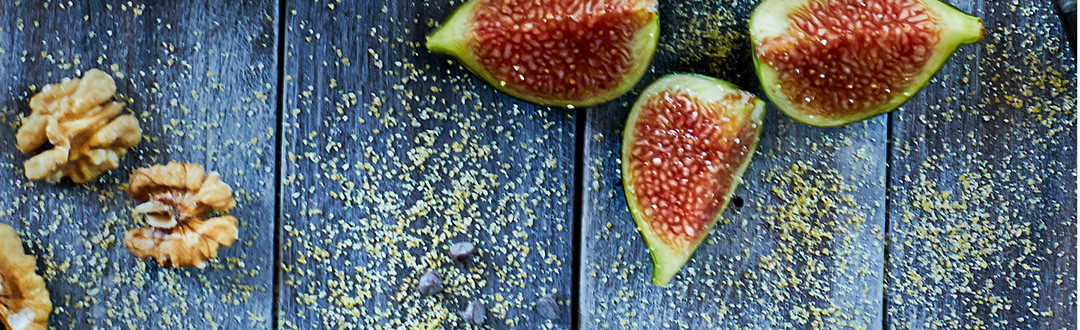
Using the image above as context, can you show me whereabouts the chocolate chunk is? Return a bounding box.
[458,300,486,325]
[418,270,443,296]
[536,293,558,320]
[449,241,476,260]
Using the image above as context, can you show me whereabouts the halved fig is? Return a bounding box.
[750,0,984,126]
[426,0,659,108]
[622,74,765,286]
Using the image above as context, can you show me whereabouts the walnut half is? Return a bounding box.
[124,162,239,268]
[16,69,142,183]
[0,224,52,330]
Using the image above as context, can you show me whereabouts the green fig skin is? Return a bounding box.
[750,0,984,127]
[426,0,660,108]
[622,74,766,286]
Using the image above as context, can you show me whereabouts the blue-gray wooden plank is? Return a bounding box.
[276,1,575,328]
[0,1,279,329]
[884,1,1077,328]
[578,0,887,328]
[1056,0,1076,47]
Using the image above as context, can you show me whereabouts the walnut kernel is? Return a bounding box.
[16,69,141,183]
[0,224,51,330]
[124,162,239,268]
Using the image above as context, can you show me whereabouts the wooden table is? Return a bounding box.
[0,0,1073,329]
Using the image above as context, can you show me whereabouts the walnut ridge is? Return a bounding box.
[124,162,239,268]
[0,224,51,330]
[16,69,141,183]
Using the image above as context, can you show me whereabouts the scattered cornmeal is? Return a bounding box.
[123,162,239,269]
[0,223,52,330]
[15,69,141,183]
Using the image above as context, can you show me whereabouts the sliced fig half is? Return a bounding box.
[426,0,659,108]
[750,0,984,126]
[622,74,765,286]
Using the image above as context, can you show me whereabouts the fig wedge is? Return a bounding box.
[427,0,660,108]
[750,0,983,126]
[622,74,765,286]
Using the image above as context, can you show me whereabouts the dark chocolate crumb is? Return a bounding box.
[535,294,558,320]
[458,300,486,325]
[417,270,443,296]
[449,241,476,261]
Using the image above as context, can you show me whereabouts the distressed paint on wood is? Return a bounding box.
[884,1,1077,328]
[578,0,887,328]
[276,1,574,329]
[0,1,279,329]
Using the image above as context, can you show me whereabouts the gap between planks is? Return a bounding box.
[272,0,289,328]
[571,109,588,328]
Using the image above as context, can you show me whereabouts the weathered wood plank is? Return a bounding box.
[1056,0,1076,47]
[276,1,575,328]
[0,1,279,329]
[578,0,888,328]
[884,1,1077,328]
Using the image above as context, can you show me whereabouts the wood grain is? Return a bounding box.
[578,0,887,328]
[0,1,279,329]
[276,1,575,328]
[884,1,1077,328]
